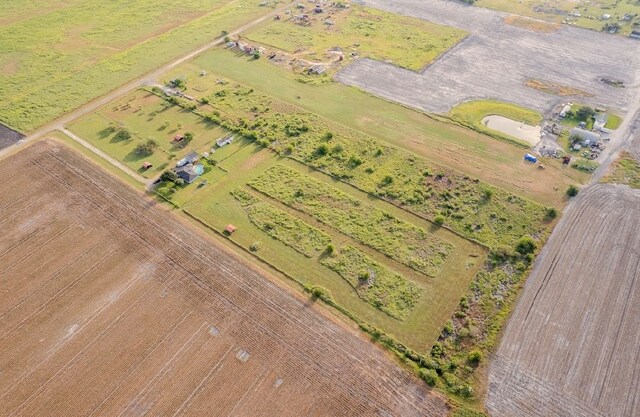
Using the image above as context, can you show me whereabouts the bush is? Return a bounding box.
[467,349,482,365]
[250,241,262,252]
[380,175,394,186]
[545,207,558,220]
[434,215,445,226]
[325,243,335,255]
[315,144,329,156]
[566,185,579,197]
[175,178,185,186]
[515,236,536,255]
[419,368,438,386]
[348,155,363,167]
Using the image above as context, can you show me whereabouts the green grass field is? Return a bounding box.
[245,4,466,71]
[604,151,640,188]
[448,100,543,147]
[0,0,284,132]
[249,164,453,277]
[162,48,589,207]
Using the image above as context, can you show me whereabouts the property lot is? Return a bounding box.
[487,184,640,417]
[68,89,231,179]
[338,0,640,115]
[244,3,465,71]
[0,141,448,416]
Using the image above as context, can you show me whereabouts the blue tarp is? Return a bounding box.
[524,153,537,163]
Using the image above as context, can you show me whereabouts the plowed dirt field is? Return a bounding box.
[0,141,448,417]
[487,184,640,417]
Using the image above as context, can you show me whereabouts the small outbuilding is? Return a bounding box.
[142,162,153,170]
[216,136,234,147]
[631,30,640,40]
[225,224,237,234]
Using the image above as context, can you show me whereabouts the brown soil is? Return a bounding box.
[487,184,640,417]
[504,16,559,33]
[0,141,448,417]
[524,79,593,97]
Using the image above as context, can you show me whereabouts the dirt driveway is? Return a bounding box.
[337,0,640,115]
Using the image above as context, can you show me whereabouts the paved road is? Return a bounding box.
[0,0,294,160]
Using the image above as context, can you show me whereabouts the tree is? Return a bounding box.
[434,215,445,226]
[566,185,579,197]
[545,207,558,220]
[576,106,595,122]
[114,128,131,141]
[160,170,178,183]
[134,138,158,156]
[183,132,194,143]
[515,236,536,255]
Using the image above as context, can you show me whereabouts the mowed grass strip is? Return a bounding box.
[322,246,422,320]
[231,188,331,257]
[0,0,281,132]
[249,165,453,277]
[245,5,465,71]
[448,100,542,147]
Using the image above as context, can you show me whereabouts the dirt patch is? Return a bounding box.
[504,15,559,33]
[481,115,541,145]
[0,141,448,417]
[524,79,593,97]
[487,184,640,417]
[0,58,19,76]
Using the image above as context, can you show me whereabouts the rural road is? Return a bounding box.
[60,128,152,186]
[0,0,295,160]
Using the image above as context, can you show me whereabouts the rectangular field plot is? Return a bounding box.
[182,150,486,352]
[0,141,448,417]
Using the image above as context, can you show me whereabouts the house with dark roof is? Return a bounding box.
[175,165,200,183]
